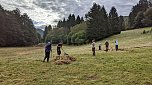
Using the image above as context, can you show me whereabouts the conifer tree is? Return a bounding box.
[109,6,120,34]
[85,3,106,41]
[43,26,48,41]
[101,6,109,36]
[119,16,125,31]
[80,17,84,22]
[76,15,81,24]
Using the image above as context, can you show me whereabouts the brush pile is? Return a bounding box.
[54,55,76,65]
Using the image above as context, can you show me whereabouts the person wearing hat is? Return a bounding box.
[43,42,52,62]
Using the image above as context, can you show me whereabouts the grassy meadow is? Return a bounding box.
[0,27,152,85]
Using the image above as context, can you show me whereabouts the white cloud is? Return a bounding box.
[0,0,140,27]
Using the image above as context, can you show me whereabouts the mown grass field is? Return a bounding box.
[0,27,152,85]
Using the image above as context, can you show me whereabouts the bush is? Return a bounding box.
[70,30,86,45]
[75,38,85,45]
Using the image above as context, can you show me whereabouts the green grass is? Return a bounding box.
[0,27,152,85]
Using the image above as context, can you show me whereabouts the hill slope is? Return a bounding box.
[64,27,152,55]
[0,27,152,85]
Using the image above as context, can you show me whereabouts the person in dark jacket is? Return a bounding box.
[43,42,52,62]
[99,42,101,50]
[92,40,96,56]
[57,42,62,56]
[105,40,109,52]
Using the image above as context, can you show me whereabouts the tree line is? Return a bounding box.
[44,3,125,44]
[0,5,39,46]
[85,3,123,41]
[43,14,85,44]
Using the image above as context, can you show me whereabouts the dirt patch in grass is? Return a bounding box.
[54,56,76,65]
[84,74,98,80]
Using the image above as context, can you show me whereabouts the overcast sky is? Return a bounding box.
[0,0,140,27]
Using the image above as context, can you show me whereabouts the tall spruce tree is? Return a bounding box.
[47,25,52,32]
[62,18,66,27]
[71,14,76,27]
[85,3,106,41]
[80,17,84,22]
[76,15,81,24]
[129,5,139,28]
[57,21,61,28]
[43,25,52,42]
[109,6,120,34]
[101,6,109,36]
[43,26,48,42]
[67,14,72,28]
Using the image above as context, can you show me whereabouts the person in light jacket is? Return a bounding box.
[115,39,119,51]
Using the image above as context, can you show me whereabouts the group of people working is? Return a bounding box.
[43,42,62,62]
[43,39,119,62]
[92,40,119,56]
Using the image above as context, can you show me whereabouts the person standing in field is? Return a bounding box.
[99,42,101,50]
[57,42,62,56]
[43,42,52,62]
[92,40,96,56]
[105,40,109,52]
[115,39,119,51]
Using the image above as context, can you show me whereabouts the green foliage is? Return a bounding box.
[109,6,121,34]
[45,21,87,45]
[76,15,81,24]
[43,25,52,42]
[37,33,42,43]
[128,0,151,28]
[71,30,86,44]
[49,14,85,44]
[119,16,126,31]
[70,22,87,34]
[142,7,152,26]
[68,22,87,45]
[123,16,130,30]
[86,3,107,41]
[57,14,84,29]
[134,11,144,28]
[85,3,121,42]
[0,6,38,46]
